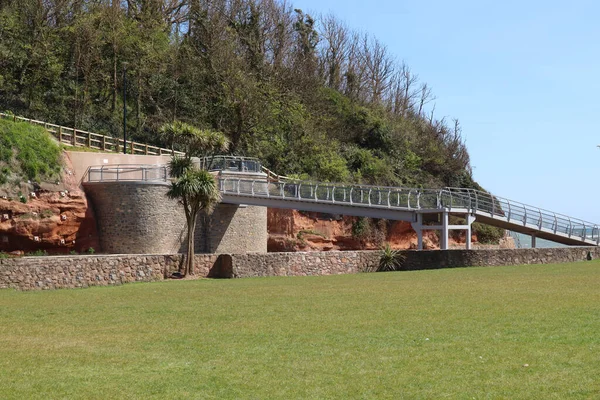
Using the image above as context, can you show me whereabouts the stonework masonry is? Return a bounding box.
[1,247,599,291]
[0,254,220,290]
[84,182,186,254]
[84,182,268,254]
[197,204,268,254]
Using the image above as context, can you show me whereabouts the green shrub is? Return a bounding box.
[352,217,370,239]
[473,222,504,244]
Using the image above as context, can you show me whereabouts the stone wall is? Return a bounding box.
[227,251,379,278]
[0,253,220,290]
[1,247,598,290]
[398,246,600,270]
[197,204,268,254]
[84,182,187,254]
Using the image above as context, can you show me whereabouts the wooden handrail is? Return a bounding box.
[0,112,184,157]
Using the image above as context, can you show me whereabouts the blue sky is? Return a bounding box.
[293,0,600,223]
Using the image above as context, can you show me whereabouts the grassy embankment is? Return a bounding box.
[1,261,599,399]
[0,118,62,185]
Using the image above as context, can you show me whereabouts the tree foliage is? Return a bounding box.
[165,122,229,276]
[0,0,476,190]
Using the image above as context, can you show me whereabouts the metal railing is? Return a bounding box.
[201,155,263,173]
[219,179,600,244]
[83,164,600,244]
[0,112,184,156]
[85,165,170,183]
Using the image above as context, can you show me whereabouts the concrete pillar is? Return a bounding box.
[466,214,476,250]
[412,213,423,250]
[531,234,536,249]
[441,210,449,250]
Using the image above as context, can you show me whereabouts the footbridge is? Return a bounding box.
[84,158,600,250]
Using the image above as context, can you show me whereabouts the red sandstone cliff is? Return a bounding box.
[0,152,99,254]
[267,208,514,252]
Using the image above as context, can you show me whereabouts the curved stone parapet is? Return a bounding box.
[83,182,186,254]
[83,181,267,254]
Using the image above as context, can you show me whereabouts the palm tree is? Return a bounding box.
[167,158,221,276]
[161,121,231,276]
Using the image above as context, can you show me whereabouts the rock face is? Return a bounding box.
[267,208,514,252]
[0,153,99,254]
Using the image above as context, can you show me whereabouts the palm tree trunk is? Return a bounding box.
[186,212,197,276]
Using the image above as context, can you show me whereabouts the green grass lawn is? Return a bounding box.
[1,261,600,399]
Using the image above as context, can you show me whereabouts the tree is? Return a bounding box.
[164,121,230,276]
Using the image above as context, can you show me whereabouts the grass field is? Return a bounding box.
[1,261,600,399]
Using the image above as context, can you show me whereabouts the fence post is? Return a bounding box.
[145,144,148,155]
[72,129,77,146]
[87,132,91,148]
[102,136,106,151]
[130,141,134,155]
[58,126,63,143]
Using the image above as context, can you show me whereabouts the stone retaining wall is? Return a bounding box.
[1,247,598,290]
[398,247,600,270]
[226,251,380,278]
[0,254,220,290]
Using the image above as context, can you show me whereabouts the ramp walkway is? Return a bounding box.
[84,160,600,250]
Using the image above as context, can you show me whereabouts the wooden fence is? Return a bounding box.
[0,112,185,157]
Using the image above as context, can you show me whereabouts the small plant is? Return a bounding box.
[17,191,26,203]
[377,243,405,272]
[40,209,54,219]
[296,229,326,240]
[352,217,370,239]
[86,247,95,254]
[0,252,9,259]
[70,250,78,255]
[26,249,48,257]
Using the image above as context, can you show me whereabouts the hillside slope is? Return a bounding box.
[0,119,98,254]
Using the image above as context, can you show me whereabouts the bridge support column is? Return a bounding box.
[466,214,476,250]
[441,211,449,250]
[413,210,476,251]
[531,234,536,249]
[411,214,424,250]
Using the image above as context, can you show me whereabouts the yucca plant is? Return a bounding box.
[378,243,405,272]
